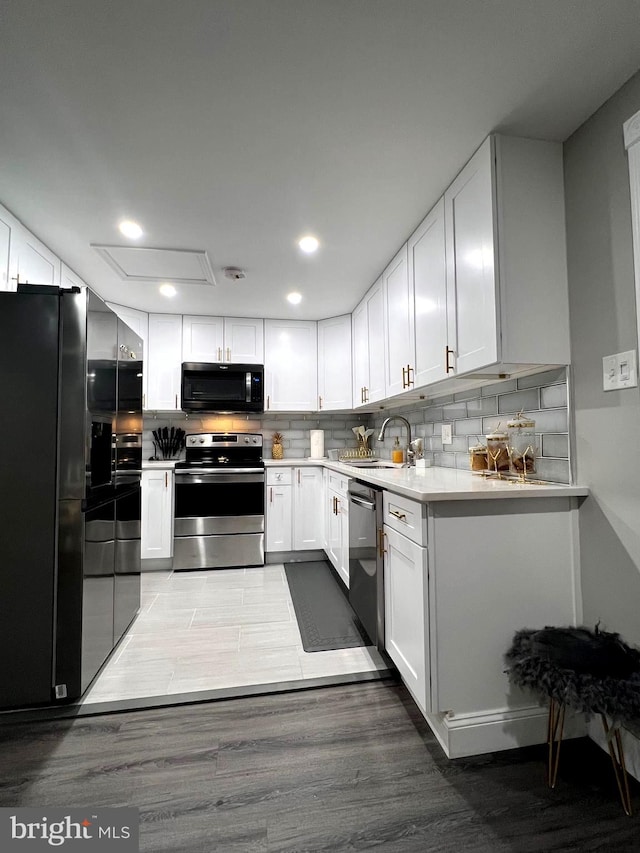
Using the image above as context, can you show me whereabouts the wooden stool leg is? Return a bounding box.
[547,697,565,788]
[601,715,633,816]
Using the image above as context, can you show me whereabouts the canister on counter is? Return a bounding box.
[507,412,536,474]
[486,427,509,473]
[469,442,488,471]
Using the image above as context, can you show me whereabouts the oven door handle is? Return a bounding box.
[174,471,265,485]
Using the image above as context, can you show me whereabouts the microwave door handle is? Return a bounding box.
[246,371,251,403]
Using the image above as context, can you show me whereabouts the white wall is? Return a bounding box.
[564,69,640,647]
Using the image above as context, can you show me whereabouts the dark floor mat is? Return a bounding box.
[284,561,369,652]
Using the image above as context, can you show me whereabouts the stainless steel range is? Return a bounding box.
[173,432,265,570]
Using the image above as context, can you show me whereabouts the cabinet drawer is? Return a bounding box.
[383,491,427,546]
[327,470,350,495]
[266,467,292,485]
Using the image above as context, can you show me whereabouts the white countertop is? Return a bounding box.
[142,459,178,469]
[264,458,589,502]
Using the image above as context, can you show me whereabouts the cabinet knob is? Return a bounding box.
[318,395,323,410]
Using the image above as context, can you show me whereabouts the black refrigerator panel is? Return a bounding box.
[80,497,116,693]
[114,484,141,645]
[0,289,61,708]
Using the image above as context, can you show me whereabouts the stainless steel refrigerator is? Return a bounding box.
[0,285,143,709]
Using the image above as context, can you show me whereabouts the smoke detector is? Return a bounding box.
[223,267,246,281]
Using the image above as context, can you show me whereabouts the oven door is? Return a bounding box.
[173,469,265,569]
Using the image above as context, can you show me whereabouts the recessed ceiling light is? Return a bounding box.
[159,283,177,298]
[118,219,143,239]
[298,235,319,254]
[287,291,302,305]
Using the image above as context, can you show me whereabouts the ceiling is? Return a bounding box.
[1,0,640,321]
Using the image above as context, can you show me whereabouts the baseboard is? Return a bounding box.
[265,550,326,564]
[423,704,587,759]
[588,717,640,783]
[140,557,173,571]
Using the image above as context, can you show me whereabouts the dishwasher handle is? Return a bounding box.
[349,494,377,510]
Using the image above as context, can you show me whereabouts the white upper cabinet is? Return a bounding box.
[383,243,414,398]
[352,277,385,407]
[0,215,10,291]
[182,315,264,363]
[317,314,352,411]
[444,138,498,375]
[224,317,264,363]
[411,198,449,387]
[107,302,149,404]
[10,220,60,288]
[147,314,183,410]
[61,263,86,289]
[182,315,224,362]
[444,135,570,376]
[264,319,317,411]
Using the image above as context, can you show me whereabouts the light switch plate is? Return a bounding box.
[603,349,638,391]
[441,423,453,444]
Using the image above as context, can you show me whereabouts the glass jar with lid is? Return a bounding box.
[486,427,509,473]
[507,412,536,474]
[469,442,488,471]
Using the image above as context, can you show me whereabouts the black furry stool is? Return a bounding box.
[505,625,640,816]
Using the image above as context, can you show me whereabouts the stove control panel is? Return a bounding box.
[185,432,263,448]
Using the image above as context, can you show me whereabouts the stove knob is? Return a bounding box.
[244,437,250,443]
[253,437,258,443]
[199,438,205,444]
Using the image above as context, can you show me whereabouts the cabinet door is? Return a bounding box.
[264,319,318,411]
[141,469,174,558]
[317,315,352,411]
[224,317,264,363]
[60,263,86,289]
[411,199,449,387]
[106,303,149,405]
[147,314,183,410]
[384,244,414,398]
[10,221,60,287]
[367,277,386,403]
[182,315,224,362]
[266,483,292,551]
[325,487,341,573]
[293,467,323,550]
[444,138,498,375]
[384,525,429,713]
[0,208,12,290]
[352,297,369,408]
[337,494,350,588]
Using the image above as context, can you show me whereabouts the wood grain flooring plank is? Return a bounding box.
[0,682,638,852]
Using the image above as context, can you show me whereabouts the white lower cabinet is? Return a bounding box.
[324,470,350,586]
[141,468,174,559]
[384,525,429,712]
[265,467,322,552]
[380,490,580,759]
[266,469,293,552]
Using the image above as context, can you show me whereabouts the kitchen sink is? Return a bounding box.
[340,460,398,469]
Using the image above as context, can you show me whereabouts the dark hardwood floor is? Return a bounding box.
[0,681,637,852]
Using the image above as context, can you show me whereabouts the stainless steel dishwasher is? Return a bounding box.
[348,481,384,649]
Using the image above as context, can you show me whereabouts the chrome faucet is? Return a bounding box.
[377,415,414,466]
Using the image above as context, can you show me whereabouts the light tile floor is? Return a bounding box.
[82,564,388,705]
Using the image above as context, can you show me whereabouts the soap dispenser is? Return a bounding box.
[392,436,404,464]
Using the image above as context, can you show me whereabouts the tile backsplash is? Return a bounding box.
[143,367,572,483]
[142,412,368,461]
[370,367,572,483]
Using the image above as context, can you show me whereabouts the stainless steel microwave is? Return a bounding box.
[181,362,264,413]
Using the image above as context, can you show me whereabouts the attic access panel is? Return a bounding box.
[91,245,216,286]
